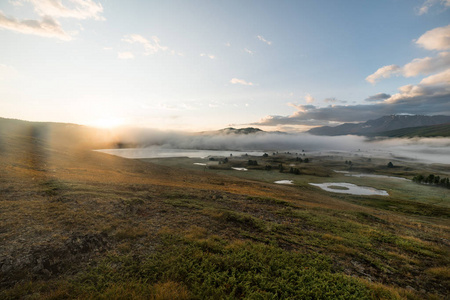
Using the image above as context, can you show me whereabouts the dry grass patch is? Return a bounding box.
[426,266,450,280]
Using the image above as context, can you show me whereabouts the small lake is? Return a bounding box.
[309,182,388,196]
[232,167,248,171]
[95,147,265,159]
[274,180,294,185]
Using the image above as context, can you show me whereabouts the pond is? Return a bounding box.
[309,182,388,196]
[232,167,248,171]
[274,180,294,185]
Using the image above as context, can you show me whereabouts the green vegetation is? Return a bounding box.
[247,159,258,166]
[413,174,450,189]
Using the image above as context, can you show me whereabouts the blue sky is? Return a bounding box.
[1,0,449,131]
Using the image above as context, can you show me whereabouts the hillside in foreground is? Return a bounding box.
[0,118,449,299]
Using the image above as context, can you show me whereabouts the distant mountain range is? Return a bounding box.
[201,127,287,135]
[308,115,450,137]
[217,127,263,135]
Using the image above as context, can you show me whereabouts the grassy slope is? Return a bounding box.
[375,123,450,137]
[0,119,449,299]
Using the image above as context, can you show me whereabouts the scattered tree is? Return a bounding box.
[413,173,450,189]
[387,162,394,168]
[289,167,301,175]
[248,160,258,166]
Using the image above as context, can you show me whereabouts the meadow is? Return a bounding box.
[0,120,449,299]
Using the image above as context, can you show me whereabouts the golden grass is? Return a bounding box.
[426,266,450,279]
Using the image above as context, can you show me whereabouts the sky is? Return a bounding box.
[0,0,450,132]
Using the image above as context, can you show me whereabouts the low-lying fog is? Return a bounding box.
[107,129,450,165]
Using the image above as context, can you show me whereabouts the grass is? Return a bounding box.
[2,233,373,299]
[0,118,449,299]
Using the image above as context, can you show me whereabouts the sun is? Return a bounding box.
[90,117,125,129]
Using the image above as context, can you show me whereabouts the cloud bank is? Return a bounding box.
[253,95,450,127]
[108,129,450,164]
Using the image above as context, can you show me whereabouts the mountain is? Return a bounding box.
[218,127,264,134]
[376,122,450,137]
[199,127,265,135]
[308,115,450,136]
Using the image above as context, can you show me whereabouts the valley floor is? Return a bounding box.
[0,132,449,299]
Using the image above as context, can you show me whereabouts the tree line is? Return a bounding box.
[412,174,450,189]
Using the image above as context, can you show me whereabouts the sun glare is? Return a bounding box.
[90,118,124,129]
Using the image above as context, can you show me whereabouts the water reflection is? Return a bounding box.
[309,182,388,196]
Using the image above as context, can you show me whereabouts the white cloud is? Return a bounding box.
[403,52,450,76]
[225,42,231,47]
[366,52,450,83]
[419,68,450,85]
[230,78,254,86]
[244,48,254,55]
[0,12,71,40]
[417,0,435,15]
[117,52,134,59]
[0,0,104,41]
[367,25,450,84]
[19,0,104,20]
[366,65,401,84]
[305,93,315,104]
[387,69,450,102]
[416,24,450,50]
[416,0,450,15]
[122,34,169,55]
[200,53,215,59]
[257,35,272,45]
